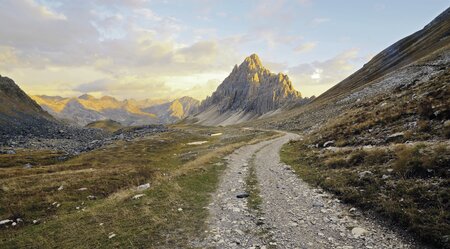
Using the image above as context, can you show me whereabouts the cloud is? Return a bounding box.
[290,48,360,86]
[294,42,316,53]
[311,17,330,25]
[288,49,363,96]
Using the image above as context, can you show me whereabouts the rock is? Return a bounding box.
[23,163,32,169]
[351,227,368,237]
[132,194,145,200]
[349,207,357,212]
[32,219,40,224]
[323,140,335,147]
[137,183,150,191]
[358,171,373,178]
[381,174,390,180]
[57,185,64,191]
[386,132,404,142]
[0,219,12,225]
[6,150,16,155]
[177,208,183,212]
[11,222,17,226]
[87,195,96,200]
[210,133,223,137]
[108,233,116,239]
[236,193,249,198]
[78,187,88,191]
[312,201,324,207]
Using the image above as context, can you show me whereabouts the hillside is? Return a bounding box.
[256,7,450,248]
[85,120,124,133]
[0,76,57,138]
[192,54,303,126]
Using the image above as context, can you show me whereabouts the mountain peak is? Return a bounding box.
[241,53,263,70]
[78,94,95,100]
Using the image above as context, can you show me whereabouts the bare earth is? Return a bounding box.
[194,133,419,249]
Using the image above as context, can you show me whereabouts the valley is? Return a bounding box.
[0,4,449,249]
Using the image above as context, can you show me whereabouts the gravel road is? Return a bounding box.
[195,133,419,249]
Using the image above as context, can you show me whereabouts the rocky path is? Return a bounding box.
[195,132,419,249]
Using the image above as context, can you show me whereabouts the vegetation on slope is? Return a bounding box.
[0,125,278,248]
[86,119,124,133]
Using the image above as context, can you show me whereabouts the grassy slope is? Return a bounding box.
[85,119,124,133]
[279,68,450,249]
[0,125,278,248]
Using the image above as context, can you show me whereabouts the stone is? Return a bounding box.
[358,171,373,178]
[381,174,390,180]
[137,183,150,191]
[323,140,335,147]
[57,185,64,191]
[386,132,404,142]
[132,194,145,200]
[78,187,88,191]
[312,201,324,207]
[108,233,116,239]
[351,227,368,237]
[236,193,249,198]
[0,219,12,225]
[23,163,32,169]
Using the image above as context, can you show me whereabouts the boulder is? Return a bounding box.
[137,183,150,191]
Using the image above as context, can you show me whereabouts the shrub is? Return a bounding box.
[324,157,348,169]
[417,120,431,132]
[365,149,391,165]
[393,145,422,177]
[348,150,367,166]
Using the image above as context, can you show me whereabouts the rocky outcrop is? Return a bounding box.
[193,54,302,125]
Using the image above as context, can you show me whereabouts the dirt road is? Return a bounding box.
[195,133,417,248]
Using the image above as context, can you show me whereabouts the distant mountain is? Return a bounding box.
[0,75,58,137]
[144,96,200,123]
[32,95,199,126]
[192,54,302,125]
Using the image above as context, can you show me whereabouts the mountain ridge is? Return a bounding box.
[32,94,200,126]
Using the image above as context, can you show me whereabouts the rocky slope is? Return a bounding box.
[257,7,450,133]
[0,75,58,137]
[192,54,303,126]
[32,95,199,126]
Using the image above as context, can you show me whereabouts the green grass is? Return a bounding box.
[281,141,450,249]
[245,154,262,212]
[0,125,279,248]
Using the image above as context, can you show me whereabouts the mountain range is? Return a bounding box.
[31,94,200,126]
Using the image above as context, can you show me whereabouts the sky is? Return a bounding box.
[0,0,448,101]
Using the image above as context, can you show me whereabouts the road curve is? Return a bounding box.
[194,133,417,249]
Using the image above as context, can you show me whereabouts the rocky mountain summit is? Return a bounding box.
[192,54,303,125]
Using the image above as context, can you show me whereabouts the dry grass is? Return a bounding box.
[281,141,450,248]
[0,125,279,248]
